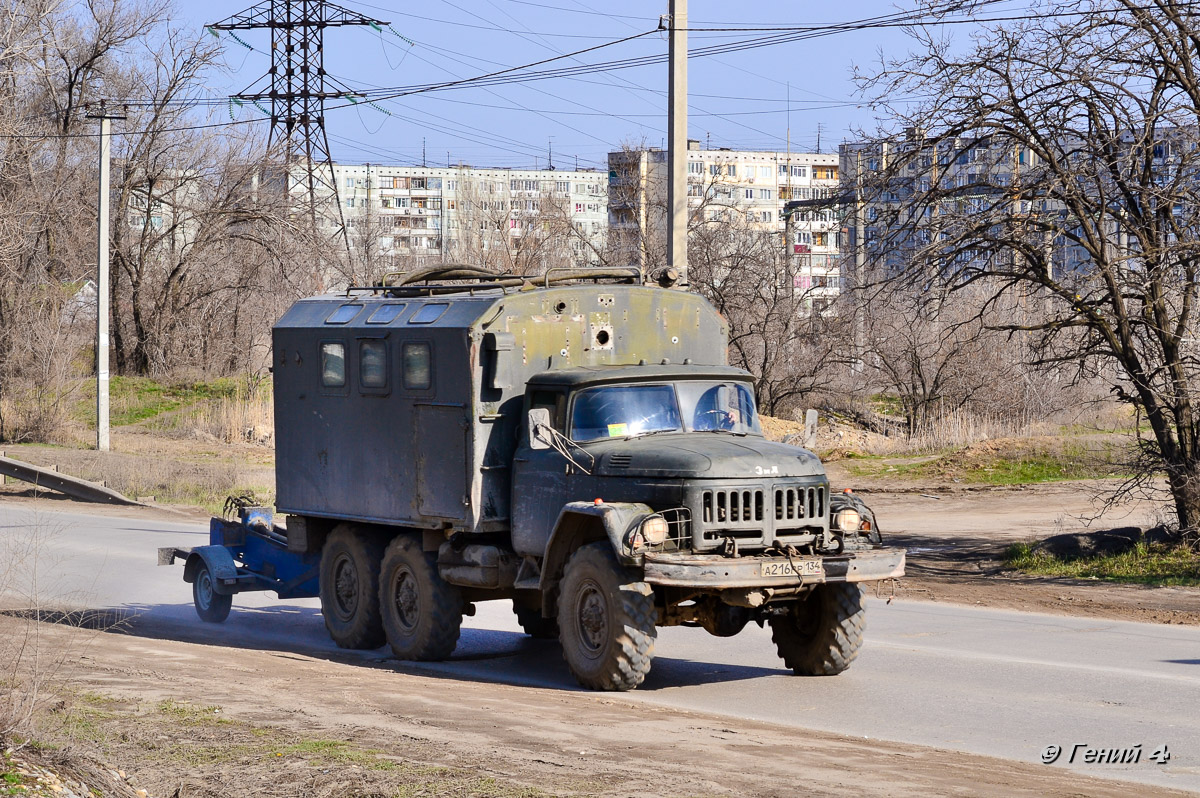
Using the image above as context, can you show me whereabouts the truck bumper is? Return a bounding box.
[641,547,905,589]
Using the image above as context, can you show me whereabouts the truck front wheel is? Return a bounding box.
[769,583,865,676]
[557,543,656,691]
[378,535,463,661]
[319,525,386,649]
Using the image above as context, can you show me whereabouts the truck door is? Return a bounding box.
[415,403,468,520]
[511,388,572,557]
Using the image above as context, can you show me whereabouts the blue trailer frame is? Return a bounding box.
[159,507,320,618]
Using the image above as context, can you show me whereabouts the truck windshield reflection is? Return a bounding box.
[569,381,761,441]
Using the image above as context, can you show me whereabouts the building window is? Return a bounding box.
[727,164,737,177]
[320,342,346,388]
[402,342,432,390]
[758,166,772,179]
[759,189,773,200]
[688,161,703,175]
[360,340,387,389]
[744,189,755,199]
[709,163,720,176]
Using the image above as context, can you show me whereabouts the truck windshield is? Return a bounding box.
[569,381,761,441]
[676,381,761,435]
[570,385,682,441]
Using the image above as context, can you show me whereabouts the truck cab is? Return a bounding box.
[504,362,900,689]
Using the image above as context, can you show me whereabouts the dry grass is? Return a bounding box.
[0,442,274,514]
[179,390,273,446]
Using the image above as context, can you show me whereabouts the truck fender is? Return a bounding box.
[539,501,653,618]
[183,546,239,595]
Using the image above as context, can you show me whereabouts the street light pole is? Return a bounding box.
[88,100,124,452]
[667,0,688,286]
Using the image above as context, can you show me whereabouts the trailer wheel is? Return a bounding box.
[378,535,463,661]
[319,525,386,649]
[769,583,865,676]
[512,601,559,639]
[557,543,656,691]
[192,562,232,624]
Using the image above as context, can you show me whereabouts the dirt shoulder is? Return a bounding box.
[830,472,1200,626]
[14,617,1192,798]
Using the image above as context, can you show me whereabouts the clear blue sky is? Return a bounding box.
[176,1,1000,171]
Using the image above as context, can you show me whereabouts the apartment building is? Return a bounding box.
[325,162,608,271]
[608,141,842,310]
[840,128,1107,281]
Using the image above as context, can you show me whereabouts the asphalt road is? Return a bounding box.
[2,503,1198,794]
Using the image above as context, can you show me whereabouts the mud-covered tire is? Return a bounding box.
[513,601,559,639]
[557,543,656,691]
[769,583,865,676]
[378,535,463,661]
[192,562,232,624]
[319,525,386,650]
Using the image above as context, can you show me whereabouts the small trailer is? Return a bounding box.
[161,267,904,690]
[159,504,319,623]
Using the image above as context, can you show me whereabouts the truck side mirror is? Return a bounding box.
[528,408,552,451]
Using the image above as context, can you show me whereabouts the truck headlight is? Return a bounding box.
[640,515,669,546]
[834,508,862,532]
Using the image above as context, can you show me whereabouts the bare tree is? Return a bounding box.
[857,0,1200,539]
[106,21,305,375]
[689,200,848,418]
[0,0,317,443]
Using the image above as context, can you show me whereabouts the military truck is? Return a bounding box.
[162,267,904,691]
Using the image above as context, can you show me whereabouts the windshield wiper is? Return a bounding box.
[692,428,749,437]
[624,428,680,440]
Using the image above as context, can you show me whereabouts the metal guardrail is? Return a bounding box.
[0,454,141,506]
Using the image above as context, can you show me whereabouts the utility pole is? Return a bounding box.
[666,0,688,286]
[88,101,124,452]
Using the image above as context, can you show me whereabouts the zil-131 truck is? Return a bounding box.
[161,267,904,690]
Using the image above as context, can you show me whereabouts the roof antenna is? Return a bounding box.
[548,137,555,171]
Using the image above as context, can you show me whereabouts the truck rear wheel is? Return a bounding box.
[319,525,386,649]
[769,583,865,676]
[378,535,463,661]
[557,543,656,691]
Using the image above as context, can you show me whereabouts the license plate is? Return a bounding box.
[761,559,822,578]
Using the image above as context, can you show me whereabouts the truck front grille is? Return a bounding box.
[693,482,827,550]
[702,488,764,526]
[775,486,824,522]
